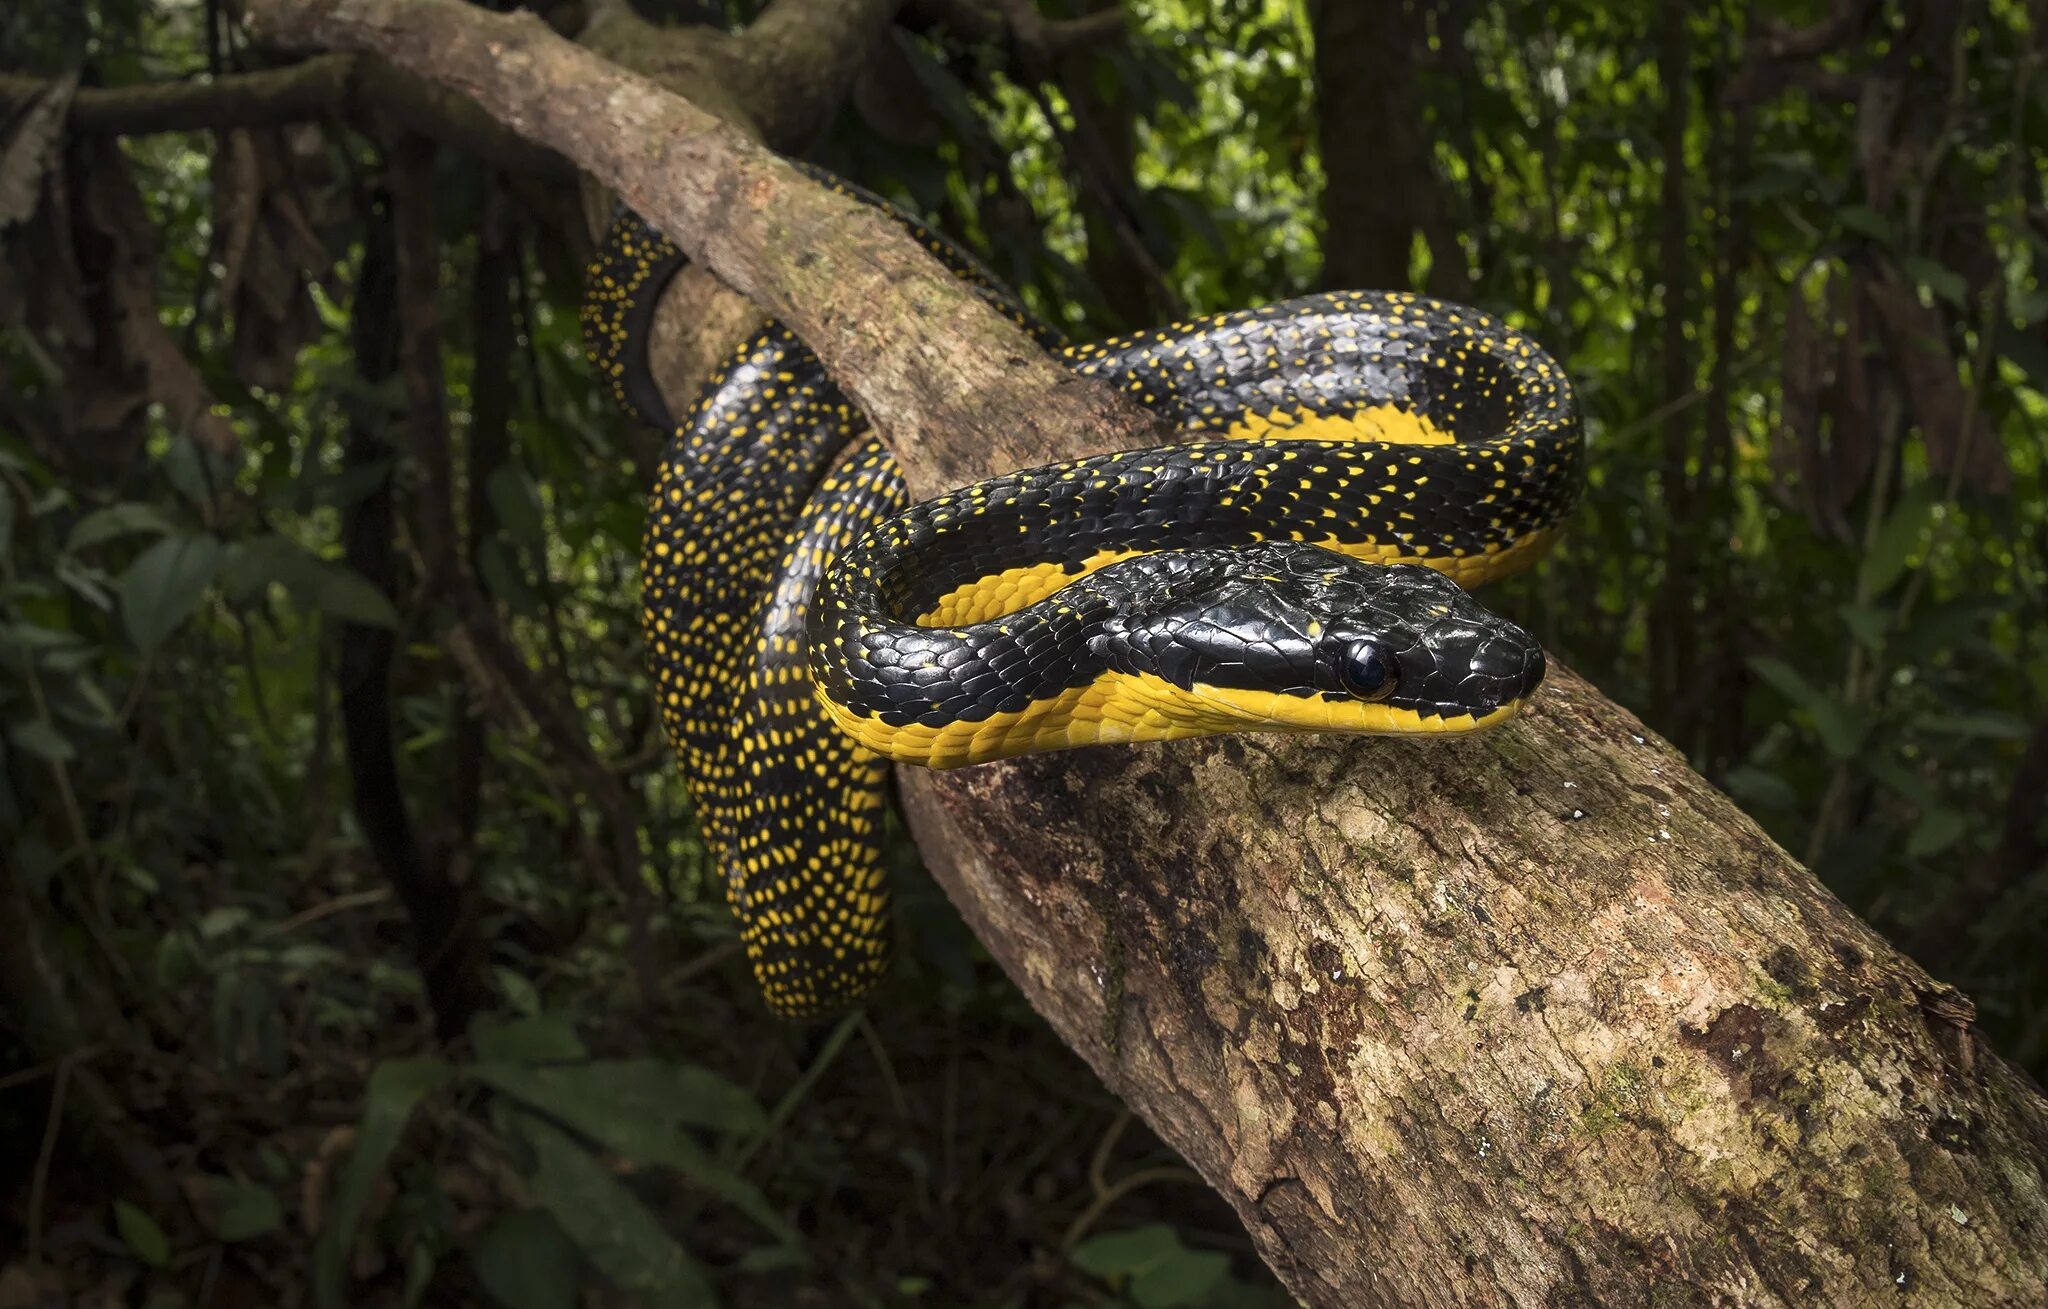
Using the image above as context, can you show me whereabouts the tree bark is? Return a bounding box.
[338,165,486,1039]
[1310,0,1438,293]
[243,1,2048,1303]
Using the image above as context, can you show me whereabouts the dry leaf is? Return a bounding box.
[0,68,77,234]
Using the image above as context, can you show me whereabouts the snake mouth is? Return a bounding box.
[1177,676,1538,738]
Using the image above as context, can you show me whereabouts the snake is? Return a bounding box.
[582,161,1582,1019]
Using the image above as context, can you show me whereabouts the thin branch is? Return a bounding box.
[0,56,353,134]
[0,54,572,179]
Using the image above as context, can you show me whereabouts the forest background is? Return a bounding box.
[0,0,2043,1304]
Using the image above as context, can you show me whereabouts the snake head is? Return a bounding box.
[1096,543,1545,735]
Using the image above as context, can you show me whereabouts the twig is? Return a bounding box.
[263,887,393,937]
[26,1051,78,1264]
[665,938,742,988]
[0,1044,103,1095]
[729,1010,863,1176]
[1060,1164,1204,1253]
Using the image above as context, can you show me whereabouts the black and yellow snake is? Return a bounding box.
[583,161,1582,1018]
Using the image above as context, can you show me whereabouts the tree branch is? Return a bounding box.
[247,0,1161,495]
[0,54,571,180]
[338,164,485,1039]
[904,0,1126,60]
[730,0,906,145]
[0,57,352,134]
[239,0,2048,1303]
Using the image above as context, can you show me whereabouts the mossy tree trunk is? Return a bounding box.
[244,1,2048,1303]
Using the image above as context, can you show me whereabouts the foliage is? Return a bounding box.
[1,0,2044,1303]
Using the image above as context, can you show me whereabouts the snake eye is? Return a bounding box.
[1339,640,1396,701]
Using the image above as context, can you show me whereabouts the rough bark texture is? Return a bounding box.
[241,0,2048,1303]
[1310,0,1430,291]
[905,669,2048,1306]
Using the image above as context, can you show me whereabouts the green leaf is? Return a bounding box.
[192,1175,284,1242]
[120,533,224,650]
[668,1065,771,1136]
[1857,486,1935,600]
[472,1060,792,1247]
[8,718,76,763]
[1722,765,1797,812]
[1916,710,2032,741]
[1133,1249,1229,1308]
[514,1112,718,1306]
[304,457,393,509]
[1072,1225,1181,1277]
[474,1209,581,1309]
[477,537,539,614]
[1730,168,1807,201]
[494,967,543,1017]
[114,1199,172,1268]
[0,621,86,654]
[474,1058,767,1142]
[159,437,242,510]
[1835,204,1891,243]
[1906,809,1968,860]
[54,554,115,611]
[1071,1225,1228,1308]
[487,467,547,556]
[218,534,322,605]
[313,1056,455,1309]
[309,564,399,629]
[197,906,251,939]
[470,1013,586,1064]
[1900,256,1968,308]
[1868,759,1937,807]
[1747,657,1868,759]
[65,503,177,553]
[1835,602,1890,651]
[218,533,397,627]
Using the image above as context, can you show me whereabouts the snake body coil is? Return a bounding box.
[584,162,1582,1018]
